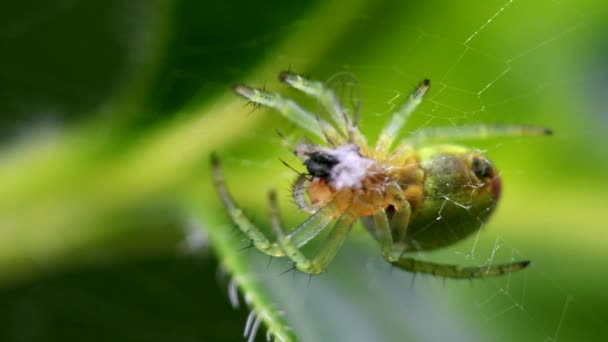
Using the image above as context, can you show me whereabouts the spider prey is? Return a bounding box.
[212,71,551,278]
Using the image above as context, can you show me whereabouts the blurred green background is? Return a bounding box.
[1,0,607,341]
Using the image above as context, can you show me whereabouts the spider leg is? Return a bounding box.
[401,124,552,146]
[302,210,357,274]
[279,71,350,135]
[375,185,530,279]
[271,200,357,275]
[385,183,413,243]
[279,71,369,149]
[268,190,317,271]
[284,193,341,248]
[373,187,412,261]
[232,83,340,144]
[391,257,530,279]
[376,185,530,279]
[372,209,401,262]
[375,79,430,157]
[291,175,317,214]
[211,154,284,256]
[390,201,412,244]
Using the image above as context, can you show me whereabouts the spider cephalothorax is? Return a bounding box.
[213,71,550,277]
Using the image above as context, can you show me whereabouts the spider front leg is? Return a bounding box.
[279,71,368,148]
[211,154,284,256]
[268,190,315,271]
[271,189,337,250]
[279,71,350,136]
[212,154,338,258]
[232,83,341,144]
[269,190,357,274]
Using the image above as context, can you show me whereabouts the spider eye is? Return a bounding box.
[305,152,339,179]
[471,157,494,179]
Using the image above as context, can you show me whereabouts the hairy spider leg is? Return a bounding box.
[268,190,315,271]
[212,155,341,258]
[282,197,337,248]
[292,175,317,214]
[232,83,341,144]
[375,79,430,157]
[402,124,553,146]
[270,189,357,274]
[391,257,530,279]
[301,211,357,274]
[279,71,369,150]
[279,71,350,136]
[211,153,284,256]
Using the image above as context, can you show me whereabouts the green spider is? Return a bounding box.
[212,71,551,278]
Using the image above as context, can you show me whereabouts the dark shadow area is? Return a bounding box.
[0,252,255,342]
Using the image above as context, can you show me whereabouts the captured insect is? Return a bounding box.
[212,71,551,278]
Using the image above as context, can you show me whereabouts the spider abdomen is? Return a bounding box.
[389,145,502,251]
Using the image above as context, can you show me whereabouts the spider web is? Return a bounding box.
[218,1,607,341]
